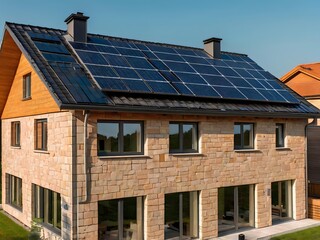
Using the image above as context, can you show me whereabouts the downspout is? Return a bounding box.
[305,117,317,219]
[77,110,89,240]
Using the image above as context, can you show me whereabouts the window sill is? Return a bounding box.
[98,155,151,160]
[11,146,21,149]
[234,149,261,153]
[169,153,204,157]
[275,147,291,151]
[8,203,22,212]
[34,150,49,154]
[40,223,61,236]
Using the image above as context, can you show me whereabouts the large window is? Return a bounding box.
[234,123,254,150]
[23,73,31,99]
[35,119,47,151]
[98,197,144,240]
[98,121,143,156]
[276,123,285,148]
[6,174,22,210]
[169,122,198,153]
[165,192,199,239]
[32,184,61,230]
[11,121,20,147]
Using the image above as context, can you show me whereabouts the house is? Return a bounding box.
[0,12,319,240]
[281,63,320,220]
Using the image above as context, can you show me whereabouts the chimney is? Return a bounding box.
[65,12,89,42]
[203,37,222,59]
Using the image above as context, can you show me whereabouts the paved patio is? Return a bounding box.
[213,218,320,240]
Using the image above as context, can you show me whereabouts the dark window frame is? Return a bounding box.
[97,120,144,156]
[169,122,198,153]
[276,123,285,148]
[23,73,31,100]
[234,122,254,150]
[35,119,48,151]
[6,174,23,210]
[11,121,21,147]
[32,184,61,231]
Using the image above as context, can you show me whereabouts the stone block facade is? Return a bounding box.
[2,110,307,239]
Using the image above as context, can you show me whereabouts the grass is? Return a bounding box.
[0,211,29,239]
[271,226,320,240]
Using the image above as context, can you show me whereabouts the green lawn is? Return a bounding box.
[0,211,29,239]
[271,226,320,240]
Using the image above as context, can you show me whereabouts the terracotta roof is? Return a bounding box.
[281,62,320,82]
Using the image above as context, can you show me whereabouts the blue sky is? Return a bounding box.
[0,0,319,77]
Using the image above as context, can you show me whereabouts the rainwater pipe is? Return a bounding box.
[77,110,89,239]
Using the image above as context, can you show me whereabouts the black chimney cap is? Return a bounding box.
[65,12,89,24]
[203,37,222,44]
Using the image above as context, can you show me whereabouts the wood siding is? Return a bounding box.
[2,53,60,119]
[0,31,21,115]
[307,126,320,183]
[308,197,320,220]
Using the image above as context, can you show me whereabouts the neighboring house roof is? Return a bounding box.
[281,63,320,83]
[2,22,320,118]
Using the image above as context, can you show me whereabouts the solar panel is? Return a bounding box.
[34,41,69,55]
[42,52,76,63]
[28,31,61,43]
[68,37,300,104]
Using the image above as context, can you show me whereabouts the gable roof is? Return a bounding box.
[2,22,320,118]
[281,62,320,83]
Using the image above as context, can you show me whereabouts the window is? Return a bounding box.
[11,121,20,147]
[32,184,61,230]
[234,123,254,150]
[35,119,47,151]
[98,197,144,240]
[97,121,143,156]
[276,123,285,148]
[23,73,31,99]
[169,122,198,153]
[165,191,199,239]
[6,174,22,210]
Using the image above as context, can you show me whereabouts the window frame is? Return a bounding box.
[234,122,254,150]
[276,123,285,148]
[97,120,144,156]
[35,119,48,151]
[6,174,23,210]
[169,122,198,153]
[32,184,61,231]
[11,121,21,147]
[22,73,31,100]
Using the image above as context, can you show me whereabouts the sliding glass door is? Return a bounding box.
[272,180,293,223]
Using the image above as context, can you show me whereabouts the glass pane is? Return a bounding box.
[36,121,42,149]
[123,197,138,240]
[169,124,180,152]
[243,124,253,148]
[218,187,236,233]
[97,123,119,155]
[123,123,142,153]
[238,185,254,228]
[48,190,54,225]
[183,192,198,238]
[43,121,47,150]
[234,124,241,149]
[272,182,280,220]
[182,124,197,152]
[98,199,119,240]
[276,124,284,147]
[165,193,180,239]
[56,193,61,229]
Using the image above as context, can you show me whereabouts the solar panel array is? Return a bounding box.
[28,31,299,104]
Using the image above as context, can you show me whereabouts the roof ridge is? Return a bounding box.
[6,21,66,34]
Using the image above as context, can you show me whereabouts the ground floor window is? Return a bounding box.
[164,191,199,240]
[218,185,255,233]
[6,174,22,210]
[272,180,293,223]
[98,196,144,240]
[32,184,61,230]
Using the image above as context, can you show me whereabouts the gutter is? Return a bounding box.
[304,117,317,219]
[80,110,89,203]
[60,103,320,119]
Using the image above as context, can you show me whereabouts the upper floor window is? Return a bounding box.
[169,122,198,153]
[35,119,47,151]
[23,73,31,100]
[32,184,61,230]
[97,121,143,156]
[6,174,23,210]
[234,123,254,150]
[276,123,285,148]
[11,121,20,147]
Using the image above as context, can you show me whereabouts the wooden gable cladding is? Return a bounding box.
[0,30,21,115]
[284,72,320,97]
[2,53,60,119]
